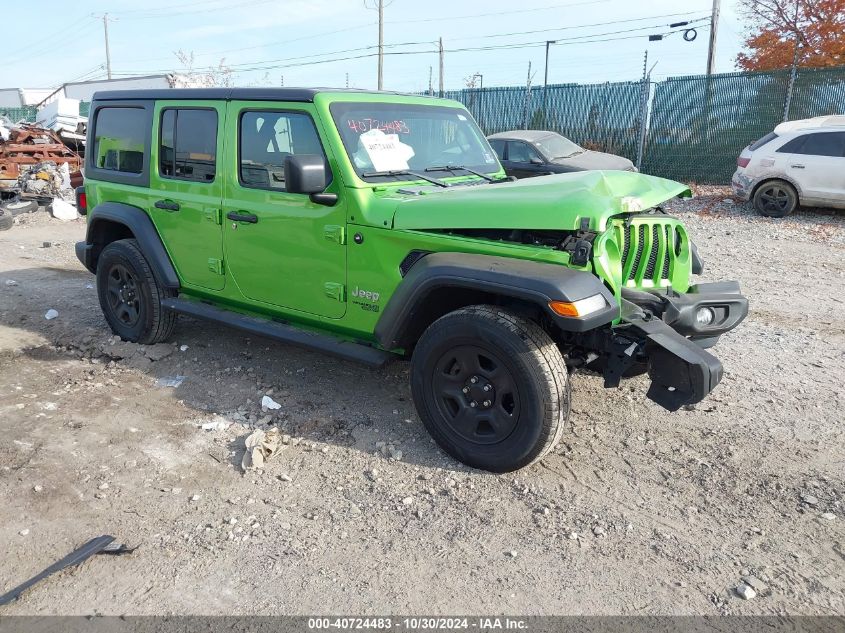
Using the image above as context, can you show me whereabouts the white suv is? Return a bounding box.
[732,115,845,217]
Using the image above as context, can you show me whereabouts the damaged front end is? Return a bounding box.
[597,282,747,410]
[574,214,749,410]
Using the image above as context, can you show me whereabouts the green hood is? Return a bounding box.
[391,170,691,232]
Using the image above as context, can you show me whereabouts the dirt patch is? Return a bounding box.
[0,192,843,615]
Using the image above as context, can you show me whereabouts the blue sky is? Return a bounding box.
[3,0,748,91]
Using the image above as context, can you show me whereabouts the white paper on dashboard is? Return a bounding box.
[359,128,415,171]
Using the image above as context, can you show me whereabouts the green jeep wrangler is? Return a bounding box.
[76,88,748,472]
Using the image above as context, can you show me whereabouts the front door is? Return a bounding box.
[504,141,549,178]
[222,102,347,319]
[149,101,226,291]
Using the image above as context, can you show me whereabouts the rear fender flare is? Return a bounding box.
[750,173,804,201]
[374,252,618,350]
[84,202,180,290]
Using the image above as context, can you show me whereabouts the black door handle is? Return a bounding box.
[226,211,258,224]
[154,199,180,212]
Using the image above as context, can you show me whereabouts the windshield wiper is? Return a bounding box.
[361,169,449,188]
[425,164,506,183]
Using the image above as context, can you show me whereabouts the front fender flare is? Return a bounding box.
[374,252,617,350]
[81,201,180,290]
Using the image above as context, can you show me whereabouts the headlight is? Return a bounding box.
[548,294,608,317]
[696,307,715,326]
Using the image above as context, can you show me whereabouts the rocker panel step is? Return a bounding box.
[162,297,392,368]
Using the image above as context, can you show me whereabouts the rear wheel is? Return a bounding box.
[96,239,176,344]
[753,180,798,217]
[411,305,570,472]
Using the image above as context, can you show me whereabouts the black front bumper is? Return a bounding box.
[76,241,95,274]
[608,281,748,411]
[625,315,724,410]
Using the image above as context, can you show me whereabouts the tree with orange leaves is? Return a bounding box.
[736,0,845,70]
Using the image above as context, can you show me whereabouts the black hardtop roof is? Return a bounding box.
[91,87,417,102]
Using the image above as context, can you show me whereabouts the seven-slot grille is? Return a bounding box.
[614,220,681,287]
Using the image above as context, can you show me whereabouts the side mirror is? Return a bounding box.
[284,154,331,194]
[530,157,545,165]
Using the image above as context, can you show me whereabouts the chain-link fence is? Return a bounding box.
[0,106,38,124]
[437,65,845,184]
[5,67,844,184]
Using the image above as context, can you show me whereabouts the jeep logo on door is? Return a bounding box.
[352,286,380,302]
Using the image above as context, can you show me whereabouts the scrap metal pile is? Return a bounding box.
[0,120,82,191]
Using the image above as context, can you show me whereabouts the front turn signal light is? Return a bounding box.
[548,294,607,318]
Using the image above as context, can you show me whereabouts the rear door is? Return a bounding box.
[148,101,226,291]
[778,132,845,203]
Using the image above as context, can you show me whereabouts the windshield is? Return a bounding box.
[535,133,583,159]
[330,102,500,181]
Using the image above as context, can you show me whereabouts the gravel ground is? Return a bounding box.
[0,189,843,616]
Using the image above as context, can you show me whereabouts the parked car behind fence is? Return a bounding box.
[487,130,636,179]
[732,115,845,217]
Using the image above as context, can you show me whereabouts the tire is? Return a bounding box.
[753,180,798,217]
[1,199,38,216]
[410,305,570,472]
[0,209,12,231]
[96,239,176,344]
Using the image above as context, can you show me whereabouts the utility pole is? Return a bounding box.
[542,40,555,124]
[523,61,533,129]
[706,0,720,75]
[428,66,433,96]
[102,13,112,80]
[280,74,284,87]
[783,2,801,121]
[377,0,384,90]
[346,73,350,88]
[636,50,650,171]
[438,37,444,97]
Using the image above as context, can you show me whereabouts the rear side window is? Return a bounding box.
[159,108,218,182]
[778,132,845,157]
[489,139,505,160]
[94,107,147,174]
[239,111,325,191]
[749,132,778,151]
[797,132,845,157]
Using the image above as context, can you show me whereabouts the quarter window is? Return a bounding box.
[749,132,778,151]
[94,107,147,174]
[239,111,325,191]
[159,108,218,182]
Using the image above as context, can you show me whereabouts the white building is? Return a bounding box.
[0,75,173,109]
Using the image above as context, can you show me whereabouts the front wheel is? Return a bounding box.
[96,239,175,344]
[411,305,570,472]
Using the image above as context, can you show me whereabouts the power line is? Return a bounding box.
[125,22,378,65]
[388,0,613,24]
[5,15,95,64]
[115,17,708,77]
[113,22,708,78]
[449,11,712,42]
[111,0,278,20]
